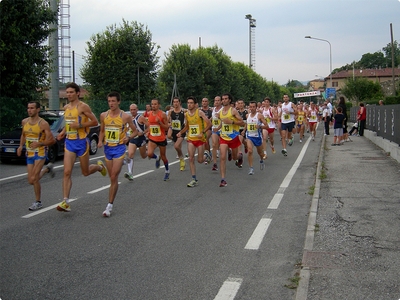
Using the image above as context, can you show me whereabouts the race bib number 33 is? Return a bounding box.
[189,125,200,137]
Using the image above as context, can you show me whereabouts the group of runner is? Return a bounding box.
[18,83,323,217]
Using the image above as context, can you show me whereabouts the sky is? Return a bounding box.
[68,0,400,86]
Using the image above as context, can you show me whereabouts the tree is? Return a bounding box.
[334,40,399,74]
[382,40,400,68]
[159,44,282,104]
[341,77,384,104]
[358,52,386,69]
[81,19,159,110]
[0,0,57,132]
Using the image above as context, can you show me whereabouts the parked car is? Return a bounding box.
[0,111,100,164]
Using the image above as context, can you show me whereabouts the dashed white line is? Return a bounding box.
[245,215,272,250]
[267,135,311,209]
[21,198,78,218]
[87,182,121,194]
[0,155,104,182]
[214,277,243,300]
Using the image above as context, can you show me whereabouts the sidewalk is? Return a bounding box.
[297,132,400,300]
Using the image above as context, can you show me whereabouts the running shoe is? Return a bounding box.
[212,163,218,171]
[281,149,288,157]
[288,137,294,146]
[103,207,112,217]
[248,167,254,175]
[216,150,220,158]
[187,179,198,187]
[271,146,276,154]
[237,153,243,168]
[155,156,161,169]
[29,202,43,211]
[204,150,211,164]
[228,149,232,161]
[260,160,265,170]
[219,180,227,187]
[163,172,170,181]
[124,172,134,181]
[179,159,185,171]
[46,163,55,178]
[56,200,71,212]
[97,160,107,176]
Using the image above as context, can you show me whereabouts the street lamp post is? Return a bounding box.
[305,36,332,89]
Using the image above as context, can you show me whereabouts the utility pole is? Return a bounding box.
[390,23,396,95]
[49,0,59,110]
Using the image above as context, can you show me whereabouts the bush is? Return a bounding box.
[384,95,400,104]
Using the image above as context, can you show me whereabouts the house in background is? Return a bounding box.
[42,87,89,109]
[309,78,325,91]
[325,67,400,95]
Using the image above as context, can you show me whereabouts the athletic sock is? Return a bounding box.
[128,159,133,173]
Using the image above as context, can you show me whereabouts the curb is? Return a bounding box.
[295,133,326,300]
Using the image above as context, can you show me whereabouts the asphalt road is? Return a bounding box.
[0,131,321,300]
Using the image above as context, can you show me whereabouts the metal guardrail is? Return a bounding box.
[350,104,400,145]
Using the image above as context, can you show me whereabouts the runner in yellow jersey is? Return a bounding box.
[177,96,211,187]
[56,83,106,212]
[98,92,138,217]
[17,101,56,210]
[296,103,306,143]
[217,93,245,187]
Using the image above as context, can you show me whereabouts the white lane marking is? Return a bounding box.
[267,135,311,209]
[21,198,78,218]
[0,155,104,183]
[245,216,272,250]
[133,170,154,178]
[267,194,284,210]
[214,277,243,300]
[0,173,28,182]
[87,182,121,194]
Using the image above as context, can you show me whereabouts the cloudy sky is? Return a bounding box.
[68,0,400,86]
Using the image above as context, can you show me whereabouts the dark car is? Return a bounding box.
[0,111,100,164]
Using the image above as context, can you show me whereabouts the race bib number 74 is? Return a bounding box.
[105,127,120,143]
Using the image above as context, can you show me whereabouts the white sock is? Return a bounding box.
[128,159,133,173]
[107,203,113,210]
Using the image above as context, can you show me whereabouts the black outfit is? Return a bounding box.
[337,103,348,134]
[324,115,330,135]
[170,109,185,142]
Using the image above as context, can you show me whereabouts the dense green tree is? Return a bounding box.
[0,0,57,132]
[341,77,384,104]
[334,40,399,73]
[81,19,159,111]
[358,52,386,69]
[382,41,400,68]
[159,44,283,104]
